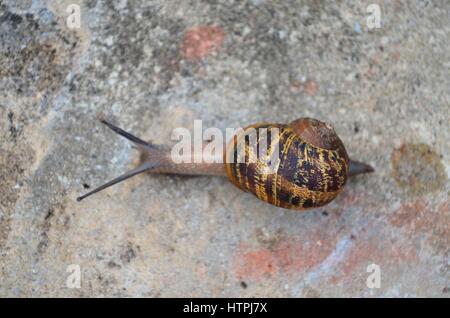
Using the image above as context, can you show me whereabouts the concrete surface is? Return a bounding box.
[0,0,449,297]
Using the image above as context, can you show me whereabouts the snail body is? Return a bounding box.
[77,118,373,210]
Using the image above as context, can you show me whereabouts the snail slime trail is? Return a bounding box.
[77,118,374,210]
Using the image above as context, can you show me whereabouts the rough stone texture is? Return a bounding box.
[0,0,449,297]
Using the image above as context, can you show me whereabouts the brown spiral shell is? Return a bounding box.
[224,118,349,210]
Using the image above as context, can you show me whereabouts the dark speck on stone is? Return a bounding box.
[7,12,23,28]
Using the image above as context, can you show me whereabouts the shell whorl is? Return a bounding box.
[224,118,349,210]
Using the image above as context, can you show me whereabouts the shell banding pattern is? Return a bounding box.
[224,123,349,210]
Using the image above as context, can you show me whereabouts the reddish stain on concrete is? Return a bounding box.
[390,200,427,229]
[329,199,449,284]
[181,26,225,60]
[330,238,418,284]
[389,199,450,252]
[234,249,277,280]
[234,232,337,281]
[303,79,319,96]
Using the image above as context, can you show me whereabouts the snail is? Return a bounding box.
[77,118,373,210]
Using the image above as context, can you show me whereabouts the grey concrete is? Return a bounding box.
[0,0,449,297]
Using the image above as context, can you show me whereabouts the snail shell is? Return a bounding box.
[224,118,349,210]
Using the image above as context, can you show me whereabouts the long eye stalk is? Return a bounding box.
[77,161,158,201]
[77,120,160,202]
